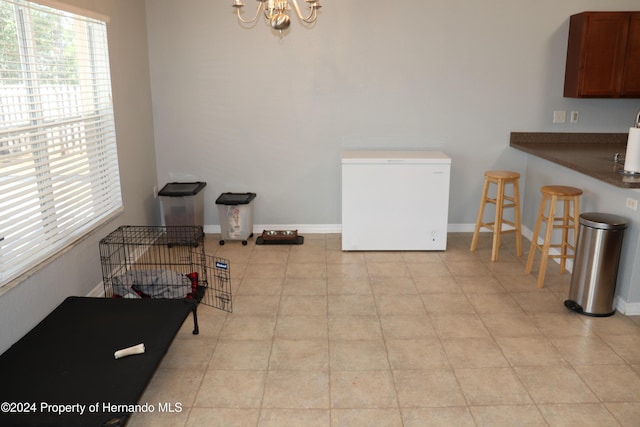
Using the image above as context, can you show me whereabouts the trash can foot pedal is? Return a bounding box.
[565,299,615,317]
[564,299,583,314]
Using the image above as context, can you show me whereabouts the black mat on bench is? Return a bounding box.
[0,296,195,427]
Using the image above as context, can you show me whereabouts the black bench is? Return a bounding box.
[0,296,194,427]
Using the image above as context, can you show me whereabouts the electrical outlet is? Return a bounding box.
[626,197,638,211]
[553,110,566,123]
[570,111,579,123]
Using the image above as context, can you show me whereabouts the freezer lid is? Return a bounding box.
[341,150,451,164]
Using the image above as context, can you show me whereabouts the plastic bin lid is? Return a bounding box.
[216,192,257,205]
[158,182,206,197]
[579,212,629,230]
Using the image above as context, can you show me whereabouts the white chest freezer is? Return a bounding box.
[341,150,451,251]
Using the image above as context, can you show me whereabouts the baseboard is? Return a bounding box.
[87,282,105,297]
[614,297,640,315]
[206,223,480,234]
[447,224,476,232]
[204,224,343,234]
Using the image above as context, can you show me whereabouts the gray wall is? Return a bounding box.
[0,0,158,354]
[3,0,640,353]
[146,0,640,231]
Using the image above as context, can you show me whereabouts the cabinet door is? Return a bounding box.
[564,12,633,97]
[621,13,640,97]
[565,12,629,98]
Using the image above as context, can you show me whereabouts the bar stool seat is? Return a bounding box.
[470,170,522,261]
[525,185,582,288]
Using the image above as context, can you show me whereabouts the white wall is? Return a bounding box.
[146,0,640,232]
[0,0,158,354]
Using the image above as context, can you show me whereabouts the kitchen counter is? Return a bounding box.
[510,132,640,188]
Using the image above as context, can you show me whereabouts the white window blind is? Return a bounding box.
[0,0,122,287]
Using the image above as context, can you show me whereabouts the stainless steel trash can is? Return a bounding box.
[564,212,628,317]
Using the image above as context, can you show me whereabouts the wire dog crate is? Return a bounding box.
[99,226,232,334]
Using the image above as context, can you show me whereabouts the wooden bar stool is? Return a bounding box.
[525,185,582,288]
[470,170,522,261]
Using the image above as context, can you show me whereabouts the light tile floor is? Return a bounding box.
[129,233,640,427]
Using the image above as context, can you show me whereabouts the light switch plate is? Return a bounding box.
[553,110,566,123]
[570,111,579,123]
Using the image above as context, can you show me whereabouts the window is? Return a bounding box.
[0,0,122,287]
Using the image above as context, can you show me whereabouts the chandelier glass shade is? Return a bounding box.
[232,0,321,32]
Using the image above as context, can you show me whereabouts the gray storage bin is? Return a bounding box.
[158,182,206,227]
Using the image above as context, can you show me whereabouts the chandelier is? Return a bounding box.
[232,0,321,33]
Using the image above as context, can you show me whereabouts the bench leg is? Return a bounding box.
[192,305,199,335]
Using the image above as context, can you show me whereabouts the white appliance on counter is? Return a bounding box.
[341,150,451,251]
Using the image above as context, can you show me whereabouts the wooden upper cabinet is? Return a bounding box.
[621,13,640,96]
[564,12,640,98]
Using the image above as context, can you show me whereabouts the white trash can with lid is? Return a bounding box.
[215,192,256,246]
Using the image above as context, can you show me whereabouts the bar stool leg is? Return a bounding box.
[537,195,557,288]
[492,180,505,261]
[560,199,570,273]
[513,178,523,257]
[470,178,490,252]
[525,194,546,275]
